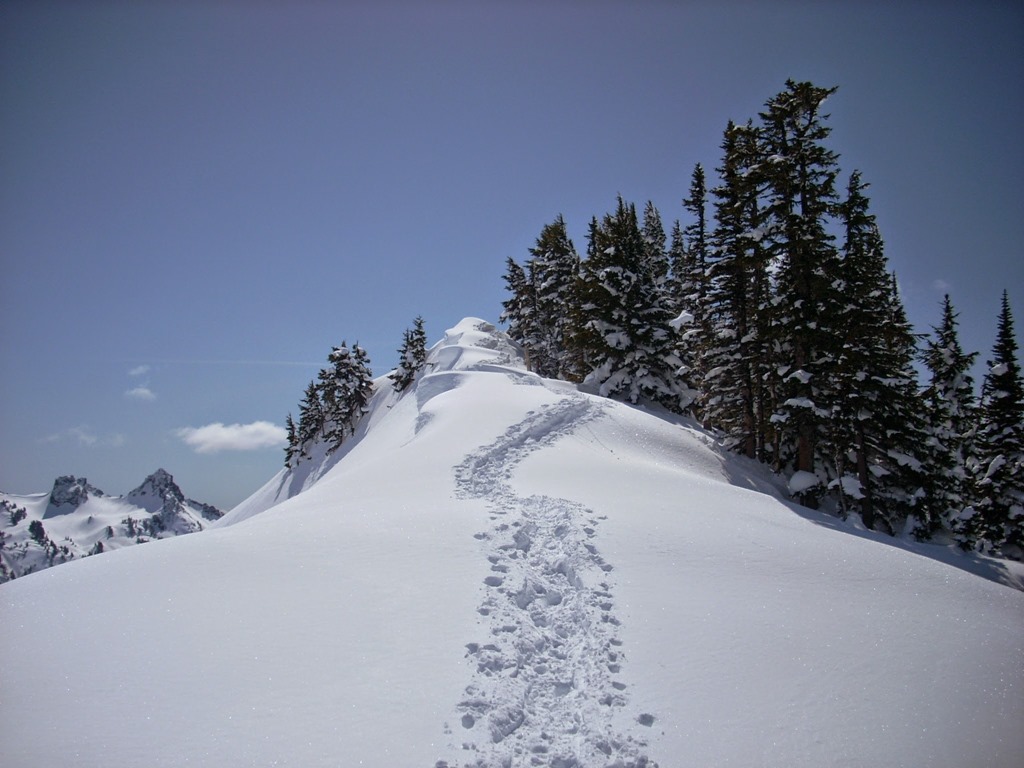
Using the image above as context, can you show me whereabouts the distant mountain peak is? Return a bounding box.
[127,468,185,510]
[45,475,105,516]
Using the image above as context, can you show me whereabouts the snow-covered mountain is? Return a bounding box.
[0,468,222,582]
[2,318,1022,767]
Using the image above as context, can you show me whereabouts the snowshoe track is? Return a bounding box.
[439,392,658,768]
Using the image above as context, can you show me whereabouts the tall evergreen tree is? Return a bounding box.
[284,413,298,467]
[681,164,710,341]
[527,215,582,380]
[500,256,540,370]
[703,120,772,459]
[640,201,670,293]
[665,219,701,414]
[296,380,324,453]
[922,295,979,542]
[829,172,927,532]
[759,80,844,506]
[972,291,1024,556]
[577,197,688,409]
[391,316,428,393]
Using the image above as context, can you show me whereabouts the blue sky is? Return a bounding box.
[2,0,1022,510]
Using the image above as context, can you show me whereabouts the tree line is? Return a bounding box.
[282,317,428,466]
[501,80,1023,559]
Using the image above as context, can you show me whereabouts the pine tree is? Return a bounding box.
[703,120,773,459]
[576,197,688,410]
[641,201,670,293]
[284,413,298,467]
[527,215,582,380]
[321,342,375,452]
[922,294,979,543]
[972,291,1024,557]
[759,80,844,506]
[665,219,701,414]
[681,164,710,341]
[391,316,428,393]
[296,380,324,453]
[500,256,540,370]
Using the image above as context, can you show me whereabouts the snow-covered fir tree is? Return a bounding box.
[702,121,773,459]
[287,342,375,465]
[500,256,540,370]
[527,215,583,380]
[391,316,428,393]
[576,197,690,410]
[319,342,374,452]
[640,201,670,295]
[296,380,325,457]
[829,172,928,534]
[284,413,298,466]
[971,291,1024,557]
[922,294,979,544]
[759,80,844,507]
[680,163,710,347]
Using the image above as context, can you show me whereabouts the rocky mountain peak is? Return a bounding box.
[45,476,104,516]
[127,469,184,508]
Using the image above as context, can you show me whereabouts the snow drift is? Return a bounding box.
[1,318,1022,767]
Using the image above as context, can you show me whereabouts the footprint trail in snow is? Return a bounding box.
[438,391,658,768]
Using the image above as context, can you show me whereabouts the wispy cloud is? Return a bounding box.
[175,421,287,454]
[69,425,97,446]
[39,426,126,448]
[932,278,952,294]
[128,365,150,377]
[125,386,157,401]
[122,358,319,367]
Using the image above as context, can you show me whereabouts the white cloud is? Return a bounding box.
[125,386,157,401]
[128,365,150,377]
[175,421,287,454]
[932,278,952,293]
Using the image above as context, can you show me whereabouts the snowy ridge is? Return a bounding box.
[1,319,1022,768]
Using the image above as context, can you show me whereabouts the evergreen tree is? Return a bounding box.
[703,120,773,459]
[972,291,1024,556]
[296,380,324,452]
[527,215,582,380]
[681,164,710,342]
[759,80,844,506]
[828,172,927,533]
[576,197,689,410]
[321,342,375,452]
[284,413,298,467]
[922,294,979,543]
[500,256,540,370]
[391,316,428,392]
[665,219,701,413]
[640,201,670,293]
[874,273,930,533]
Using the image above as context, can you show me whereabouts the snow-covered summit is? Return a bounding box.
[2,318,1022,767]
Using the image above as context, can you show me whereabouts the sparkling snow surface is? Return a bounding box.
[2,318,1022,767]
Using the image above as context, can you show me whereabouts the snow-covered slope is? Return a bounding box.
[0,469,222,582]
[1,319,1022,768]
